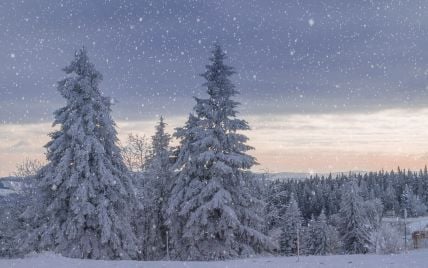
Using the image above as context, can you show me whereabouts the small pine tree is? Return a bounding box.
[402,184,427,217]
[303,210,339,255]
[0,193,26,257]
[383,181,398,215]
[364,198,383,232]
[338,180,372,254]
[166,45,271,261]
[265,182,286,231]
[279,194,303,256]
[302,214,316,255]
[17,48,139,260]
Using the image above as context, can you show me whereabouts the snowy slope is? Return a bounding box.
[0,176,25,194]
[383,216,428,233]
[1,250,428,268]
[407,217,428,233]
[0,188,14,196]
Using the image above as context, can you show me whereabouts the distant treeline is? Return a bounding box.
[265,167,428,224]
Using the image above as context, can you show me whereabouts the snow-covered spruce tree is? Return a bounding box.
[264,181,289,246]
[18,48,139,259]
[141,116,172,260]
[1,193,26,257]
[302,215,316,255]
[303,210,340,255]
[338,180,372,254]
[279,194,303,256]
[1,175,38,257]
[383,181,399,215]
[166,45,271,261]
[401,184,427,217]
[363,198,383,233]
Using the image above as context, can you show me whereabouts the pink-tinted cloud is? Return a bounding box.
[1,108,427,176]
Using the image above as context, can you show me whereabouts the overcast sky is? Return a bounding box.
[1,0,428,175]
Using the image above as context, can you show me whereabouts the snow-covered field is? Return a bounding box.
[1,250,427,268]
[383,216,428,233]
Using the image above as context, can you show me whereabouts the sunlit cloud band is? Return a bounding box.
[1,108,427,176]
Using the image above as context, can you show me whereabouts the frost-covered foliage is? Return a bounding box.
[265,168,428,223]
[303,210,340,255]
[375,224,404,254]
[264,182,287,232]
[402,184,427,217]
[0,194,25,257]
[1,177,36,257]
[140,116,173,260]
[279,194,303,256]
[166,45,272,261]
[383,181,399,214]
[264,168,428,256]
[338,180,372,254]
[17,48,140,260]
[363,198,383,233]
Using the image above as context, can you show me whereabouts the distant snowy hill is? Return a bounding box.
[0,176,25,195]
[1,249,428,268]
[0,188,14,196]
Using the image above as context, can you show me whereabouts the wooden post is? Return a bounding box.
[404,208,407,252]
[166,230,170,260]
[297,227,300,262]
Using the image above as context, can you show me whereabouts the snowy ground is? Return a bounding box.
[1,249,428,268]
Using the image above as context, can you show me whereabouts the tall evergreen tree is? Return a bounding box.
[338,180,372,254]
[166,45,271,260]
[18,48,139,259]
[142,116,172,260]
[279,194,303,256]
